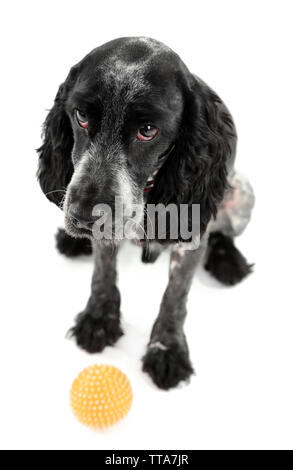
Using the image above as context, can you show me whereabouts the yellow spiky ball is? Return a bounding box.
[70,364,133,428]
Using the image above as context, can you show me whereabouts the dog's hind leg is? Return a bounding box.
[142,235,208,389]
[205,171,255,285]
[69,241,123,353]
[55,228,92,257]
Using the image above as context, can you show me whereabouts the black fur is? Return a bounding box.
[37,84,74,207]
[37,38,236,243]
[142,343,194,390]
[69,311,123,353]
[205,232,253,285]
[148,82,235,238]
[141,243,164,263]
[68,244,123,353]
[37,37,253,390]
[56,228,92,257]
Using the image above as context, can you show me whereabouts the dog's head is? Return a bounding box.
[37,37,235,241]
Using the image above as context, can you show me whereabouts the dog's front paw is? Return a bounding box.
[142,341,194,390]
[69,311,123,353]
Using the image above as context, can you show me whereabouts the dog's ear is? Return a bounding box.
[37,83,74,207]
[148,76,236,236]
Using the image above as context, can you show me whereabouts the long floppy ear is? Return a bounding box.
[148,76,236,238]
[37,83,74,207]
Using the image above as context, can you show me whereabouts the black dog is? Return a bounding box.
[37,37,254,389]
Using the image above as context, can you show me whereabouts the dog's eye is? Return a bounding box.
[137,124,158,141]
[76,109,88,129]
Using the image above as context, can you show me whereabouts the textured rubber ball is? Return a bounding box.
[70,364,133,428]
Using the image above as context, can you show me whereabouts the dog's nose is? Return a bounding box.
[68,205,95,230]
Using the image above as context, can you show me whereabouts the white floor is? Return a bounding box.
[1,0,293,451]
[1,194,293,449]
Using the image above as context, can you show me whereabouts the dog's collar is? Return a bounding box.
[144,144,175,193]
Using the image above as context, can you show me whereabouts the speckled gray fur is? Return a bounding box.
[209,171,255,237]
[38,37,254,390]
[142,235,209,388]
[70,241,123,352]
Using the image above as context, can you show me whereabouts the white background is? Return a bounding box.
[0,0,292,450]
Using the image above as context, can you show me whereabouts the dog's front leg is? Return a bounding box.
[142,236,208,389]
[70,241,123,353]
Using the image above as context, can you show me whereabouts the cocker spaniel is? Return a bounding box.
[37,37,254,389]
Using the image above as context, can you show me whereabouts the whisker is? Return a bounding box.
[59,193,67,210]
[127,217,148,242]
[45,189,66,196]
[144,206,154,237]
